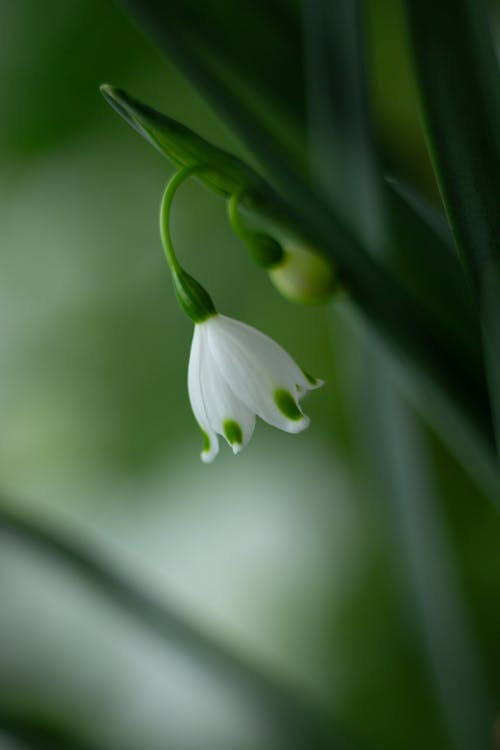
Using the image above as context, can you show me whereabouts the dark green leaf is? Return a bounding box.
[303,0,384,250]
[386,178,481,364]
[404,0,500,461]
[365,366,494,747]
[0,709,107,750]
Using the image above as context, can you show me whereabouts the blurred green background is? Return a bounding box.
[0,2,499,749]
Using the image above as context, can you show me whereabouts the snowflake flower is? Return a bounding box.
[188,314,323,462]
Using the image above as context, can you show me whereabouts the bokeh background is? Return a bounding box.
[0,2,499,749]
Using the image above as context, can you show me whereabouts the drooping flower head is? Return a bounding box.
[188,314,323,462]
[157,165,324,462]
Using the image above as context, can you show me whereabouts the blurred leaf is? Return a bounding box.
[366,366,493,750]
[0,500,358,750]
[404,0,500,462]
[308,15,494,742]
[118,0,308,172]
[303,0,384,250]
[0,708,107,750]
[386,179,481,363]
[386,177,453,249]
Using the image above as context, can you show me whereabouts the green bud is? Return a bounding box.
[248,233,284,268]
[268,243,336,305]
[227,191,284,268]
[172,269,216,322]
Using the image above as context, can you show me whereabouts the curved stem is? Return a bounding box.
[159,164,207,274]
[159,164,217,321]
[228,190,283,267]
[227,189,252,244]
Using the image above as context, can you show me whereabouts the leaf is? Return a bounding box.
[386,178,481,364]
[0,708,108,750]
[364,360,494,746]
[386,177,453,250]
[304,0,499,505]
[404,0,500,462]
[100,84,262,197]
[303,0,384,250]
[0,500,357,750]
[119,0,308,172]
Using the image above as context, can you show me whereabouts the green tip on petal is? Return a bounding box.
[302,369,319,386]
[202,431,211,453]
[223,419,243,450]
[274,389,303,421]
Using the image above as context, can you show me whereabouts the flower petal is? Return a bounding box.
[205,316,311,433]
[217,315,309,389]
[198,323,256,453]
[299,370,325,391]
[187,325,219,462]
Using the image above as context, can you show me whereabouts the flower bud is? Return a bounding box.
[248,233,284,268]
[268,243,336,305]
[172,269,216,322]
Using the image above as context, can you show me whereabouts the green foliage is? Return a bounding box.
[404,0,500,461]
[100,85,263,198]
[111,0,499,494]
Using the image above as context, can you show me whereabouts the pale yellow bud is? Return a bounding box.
[268,243,336,305]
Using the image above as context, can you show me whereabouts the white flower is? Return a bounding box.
[187,314,323,462]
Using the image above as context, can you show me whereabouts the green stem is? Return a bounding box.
[159,163,206,274]
[227,190,283,267]
[227,190,252,244]
[159,165,216,322]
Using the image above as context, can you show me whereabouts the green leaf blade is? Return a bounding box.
[100,84,260,196]
[404,0,500,461]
